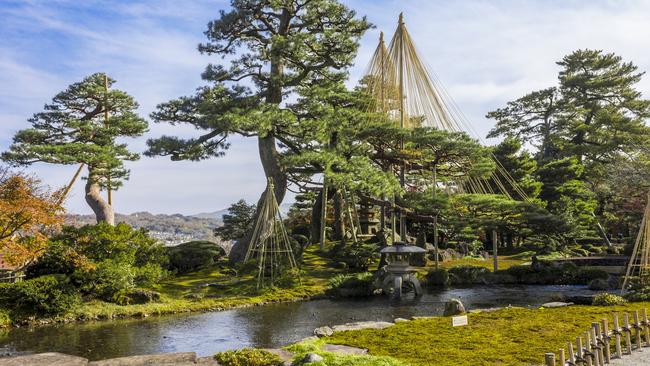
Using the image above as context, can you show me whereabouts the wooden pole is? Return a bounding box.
[492,230,498,272]
[584,331,593,366]
[103,74,112,206]
[634,310,642,350]
[614,313,623,358]
[57,163,85,205]
[558,348,565,366]
[601,318,611,362]
[576,336,584,365]
[433,166,439,269]
[590,326,603,366]
[544,353,556,366]
[568,342,576,364]
[319,181,328,250]
[642,308,650,347]
[397,13,407,242]
[624,313,633,354]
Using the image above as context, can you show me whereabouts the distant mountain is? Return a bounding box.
[64,212,224,247]
[192,202,293,220]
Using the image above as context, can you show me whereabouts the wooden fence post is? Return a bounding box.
[584,331,593,366]
[558,348,565,366]
[634,310,642,351]
[592,324,604,366]
[641,308,650,347]
[624,313,633,354]
[576,336,584,365]
[601,318,611,363]
[545,352,556,366]
[614,313,622,358]
[568,341,576,365]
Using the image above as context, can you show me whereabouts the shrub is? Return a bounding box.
[592,293,627,306]
[574,268,609,285]
[24,242,93,279]
[214,348,282,366]
[329,243,378,272]
[167,241,226,274]
[274,267,303,288]
[74,259,135,301]
[624,285,650,302]
[588,278,609,291]
[0,275,80,316]
[425,268,450,287]
[328,272,375,297]
[448,266,489,284]
[134,263,168,287]
[113,289,161,306]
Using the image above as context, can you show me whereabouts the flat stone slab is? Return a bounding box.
[0,352,88,366]
[88,352,197,365]
[540,302,573,308]
[331,321,394,333]
[321,344,368,355]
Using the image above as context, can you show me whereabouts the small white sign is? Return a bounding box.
[452,315,468,327]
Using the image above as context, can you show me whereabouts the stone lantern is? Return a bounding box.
[380,241,426,299]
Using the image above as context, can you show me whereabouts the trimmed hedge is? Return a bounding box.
[167,241,226,274]
[0,275,80,316]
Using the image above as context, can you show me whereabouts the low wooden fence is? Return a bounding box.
[0,271,24,283]
[544,309,650,365]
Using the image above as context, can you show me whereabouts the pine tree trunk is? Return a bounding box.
[311,189,324,244]
[84,168,114,225]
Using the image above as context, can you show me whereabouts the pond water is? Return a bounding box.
[0,285,596,361]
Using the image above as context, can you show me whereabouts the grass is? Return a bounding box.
[325,303,650,366]
[439,255,527,271]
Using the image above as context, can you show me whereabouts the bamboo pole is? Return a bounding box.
[433,166,439,269]
[601,318,611,362]
[397,13,407,242]
[624,313,633,354]
[614,313,622,358]
[634,310,642,350]
[319,181,328,250]
[642,308,650,347]
[492,230,498,272]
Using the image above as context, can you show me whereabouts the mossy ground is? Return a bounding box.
[286,338,408,366]
[325,303,650,366]
[439,256,526,271]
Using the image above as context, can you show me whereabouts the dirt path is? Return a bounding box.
[609,349,650,366]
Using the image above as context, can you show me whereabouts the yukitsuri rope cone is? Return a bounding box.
[622,192,650,294]
[543,309,650,366]
[244,178,299,289]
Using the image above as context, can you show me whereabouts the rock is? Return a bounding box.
[118,289,161,305]
[313,326,334,337]
[540,302,573,308]
[88,352,197,365]
[300,353,324,363]
[0,352,88,366]
[331,321,394,333]
[394,318,409,323]
[196,356,221,365]
[321,344,368,355]
[443,298,466,316]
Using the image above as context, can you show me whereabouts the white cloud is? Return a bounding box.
[1,0,649,214]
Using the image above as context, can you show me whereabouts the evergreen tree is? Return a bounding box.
[146,0,371,262]
[214,199,256,242]
[489,138,542,199]
[2,73,147,225]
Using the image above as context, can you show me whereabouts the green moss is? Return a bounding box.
[325,303,650,366]
[214,348,281,366]
[286,338,407,366]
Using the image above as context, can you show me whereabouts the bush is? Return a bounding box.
[624,285,650,302]
[425,268,450,287]
[113,289,161,306]
[167,241,226,274]
[74,259,135,301]
[328,272,375,297]
[592,293,627,306]
[0,275,80,316]
[24,242,93,279]
[574,268,609,285]
[274,267,303,288]
[134,263,168,287]
[329,243,378,272]
[448,266,489,284]
[214,348,282,366]
[588,278,609,291]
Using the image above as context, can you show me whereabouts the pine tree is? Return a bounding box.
[2,73,147,225]
[146,0,371,262]
[489,138,542,199]
[214,199,256,242]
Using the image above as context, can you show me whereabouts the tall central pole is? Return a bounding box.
[398,13,407,241]
[379,31,387,235]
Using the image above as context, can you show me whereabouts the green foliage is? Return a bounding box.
[24,242,92,279]
[75,259,135,301]
[0,275,80,316]
[624,285,650,302]
[286,338,408,366]
[593,293,626,306]
[214,348,282,366]
[167,240,226,274]
[448,265,489,284]
[503,263,608,285]
[214,200,256,242]
[113,289,161,306]
[328,242,378,271]
[328,272,375,297]
[425,268,450,287]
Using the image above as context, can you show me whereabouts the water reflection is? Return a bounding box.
[0,285,595,360]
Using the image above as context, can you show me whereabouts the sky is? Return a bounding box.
[1,0,650,215]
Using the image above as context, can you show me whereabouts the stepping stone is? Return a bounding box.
[321,344,368,355]
[0,353,88,366]
[331,321,394,333]
[540,302,573,308]
[88,352,197,365]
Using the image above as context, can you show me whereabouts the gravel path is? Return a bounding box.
[609,349,650,366]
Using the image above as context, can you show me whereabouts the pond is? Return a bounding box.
[0,285,596,361]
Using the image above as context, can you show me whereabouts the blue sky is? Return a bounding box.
[2,0,650,215]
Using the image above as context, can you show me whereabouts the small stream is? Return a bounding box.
[0,285,596,361]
